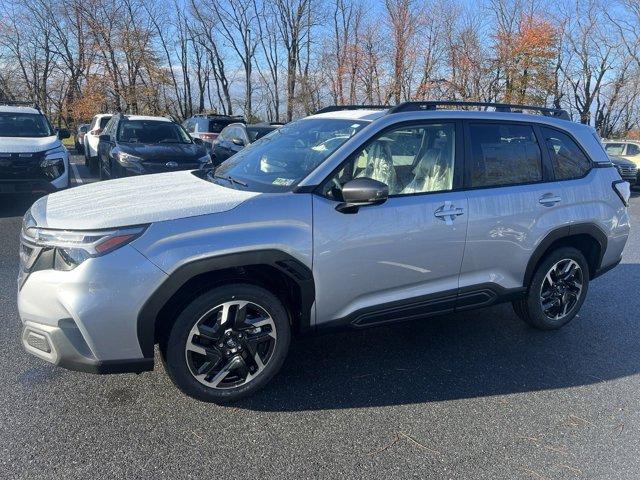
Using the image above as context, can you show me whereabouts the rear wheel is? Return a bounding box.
[513,247,589,330]
[162,284,291,403]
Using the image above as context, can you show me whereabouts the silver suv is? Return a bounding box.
[18,101,631,403]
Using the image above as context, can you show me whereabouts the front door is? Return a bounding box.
[312,121,468,328]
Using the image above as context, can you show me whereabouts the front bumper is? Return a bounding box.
[22,320,153,373]
[18,244,168,373]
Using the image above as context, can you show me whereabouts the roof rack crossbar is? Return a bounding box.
[315,105,389,115]
[387,101,570,120]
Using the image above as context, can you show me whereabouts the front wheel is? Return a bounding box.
[162,284,291,403]
[513,247,589,330]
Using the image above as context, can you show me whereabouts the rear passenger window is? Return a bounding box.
[468,123,542,187]
[540,127,591,180]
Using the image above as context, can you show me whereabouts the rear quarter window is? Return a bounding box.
[540,127,592,180]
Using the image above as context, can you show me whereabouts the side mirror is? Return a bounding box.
[192,137,204,145]
[57,128,70,139]
[231,137,245,147]
[98,134,111,143]
[336,177,389,213]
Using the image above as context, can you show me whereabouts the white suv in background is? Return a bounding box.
[0,102,71,193]
[83,113,112,173]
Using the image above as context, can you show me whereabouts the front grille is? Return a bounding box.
[141,161,200,174]
[618,164,638,176]
[0,151,49,180]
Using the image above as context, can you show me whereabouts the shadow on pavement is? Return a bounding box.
[237,264,640,412]
[0,194,41,219]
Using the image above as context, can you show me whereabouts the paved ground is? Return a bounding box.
[1,153,639,479]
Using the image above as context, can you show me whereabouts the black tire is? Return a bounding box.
[89,156,98,175]
[513,247,589,330]
[162,284,291,403]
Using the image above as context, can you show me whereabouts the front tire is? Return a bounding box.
[513,247,589,330]
[162,284,291,403]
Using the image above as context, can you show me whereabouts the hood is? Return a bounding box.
[0,135,60,153]
[120,142,206,162]
[30,170,259,230]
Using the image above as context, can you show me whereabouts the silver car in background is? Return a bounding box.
[17,101,630,402]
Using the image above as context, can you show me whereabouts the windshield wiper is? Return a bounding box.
[213,174,248,187]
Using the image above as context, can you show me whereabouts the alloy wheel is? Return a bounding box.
[184,300,277,389]
[539,258,583,320]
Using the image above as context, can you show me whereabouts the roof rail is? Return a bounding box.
[314,105,389,115]
[0,100,41,111]
[387,101,570,120]
[193,113,244,119]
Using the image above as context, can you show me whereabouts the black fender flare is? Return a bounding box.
[523,222,608,287]
[136,250,315,358]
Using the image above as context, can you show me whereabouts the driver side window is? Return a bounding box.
[323,123,456,200]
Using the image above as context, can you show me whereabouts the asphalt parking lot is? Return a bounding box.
[1,152,639,479]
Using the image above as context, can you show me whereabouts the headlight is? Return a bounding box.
[40,146,67,179]
[117,151,144,167]
[20,224,147,271]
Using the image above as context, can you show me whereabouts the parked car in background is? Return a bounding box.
[212,122,279,165]
[18,101,630,403]
[84,114,112,173]
[74,124,89,152]
[182,114,245,149]
[0,102,70,194]
[609,155,638,185]
[603,140,640,182]
[96,114,210,179]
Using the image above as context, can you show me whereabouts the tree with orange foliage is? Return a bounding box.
[495,13,559,105]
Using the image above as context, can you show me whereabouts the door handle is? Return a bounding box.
[435,201,465,225]
[539,194,561,206]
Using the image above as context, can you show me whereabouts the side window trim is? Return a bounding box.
[532,124,555,182]
[316,119,464,199]
[462,119,548,190]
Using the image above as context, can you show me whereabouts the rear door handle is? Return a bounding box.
[539,194,561,206]
[435,201,465,225]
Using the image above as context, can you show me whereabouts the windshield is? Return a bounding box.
[208,119,240,133]
[117,120,192,144]
[211,117,367,192]
[0,113,54,138]
[604,143,625,156]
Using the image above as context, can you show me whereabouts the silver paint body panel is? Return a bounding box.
[17,109,630,369]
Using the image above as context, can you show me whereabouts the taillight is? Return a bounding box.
[612,180,631,207]
[200,133,218,140]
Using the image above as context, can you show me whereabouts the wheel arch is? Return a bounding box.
[137,250,315,359]
[523,223,607,288]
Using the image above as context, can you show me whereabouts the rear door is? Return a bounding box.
[459,121,565,294]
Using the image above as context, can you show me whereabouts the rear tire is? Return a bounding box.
[513,247,589,330]
[162,284,291,403]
